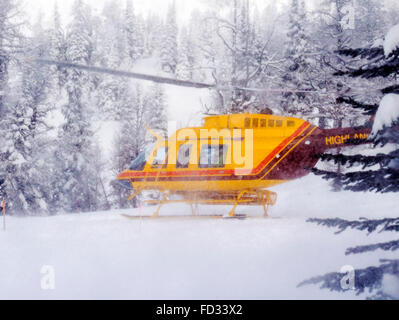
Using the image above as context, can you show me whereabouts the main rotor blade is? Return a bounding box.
[234,86,322,94]
[35,59,324,95]
[35,59,216,89]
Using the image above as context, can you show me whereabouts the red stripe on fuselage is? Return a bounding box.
[118,122,311,180]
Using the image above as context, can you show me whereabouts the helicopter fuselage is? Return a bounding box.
[118,114,372,193]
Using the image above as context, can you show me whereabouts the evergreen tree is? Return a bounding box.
[124,0,144,64]
[109,84,148,209]
[354,0,386,46]
[146,83,168,140]
[48,1,67,91]
[300,217,399,299]
[54,0,99,213]
[176,27,195,80]
[301,25,399,299]
[308,0,358,129]
[144,13,164,57]
[310,0,369,191]
[5,15,54,214]
[314,36,399,192]
[160,0,178,74]
[0,0,42,214]
[282,0,316,118]
[96,2,130,119]
[0,1,14,184]
[110,127,137,209]
[199,0,283,114]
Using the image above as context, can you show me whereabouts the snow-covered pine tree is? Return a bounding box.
[354,0,386,47]
[0,0,50,215]
[160,0,178,74]
[146,83,168,141]
[110,125,137,209]
[0,0,19,119]
[176,26,195,81]
[310,0,383,129]
[95,2,130,120]
[309,0,367,191]
[247,2,288,114]
[299,216,399,299]
[212,0,252,113]
[301,25,399,299]
[4,14,55,215]
[307,0,355,129]
[109,84,151,209]
[0,0,19,118]
[281,0,315,117]
[0,0,14,145]
[54,0,100,213]
[232,0,257,112]
[48,2,67,91]
[135,14,146,58]
[144,13,164,57]
[198,0,283,114]
[314,28,399,192]
[124,0,144,64]
[385,1,399,29]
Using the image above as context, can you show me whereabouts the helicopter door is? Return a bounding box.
[199,144,228,168]
[176,143,193,169]
[147,144,168,183]
[151,146,168,169]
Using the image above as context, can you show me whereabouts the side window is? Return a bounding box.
[152,147,168,168]
[276,120,283,127]
[245,118,251,128]
[199,145,228,168]
[260,119,267,128]
[129,144,154,171]
[129,151,147,171]
[269,119,275,128]
[287,121,295,127]
[177,144,192,169]
[253,118,259,128]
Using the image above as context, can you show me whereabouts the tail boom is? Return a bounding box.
[315,127,372,150]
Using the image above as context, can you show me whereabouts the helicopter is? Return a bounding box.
[35,59,373,219]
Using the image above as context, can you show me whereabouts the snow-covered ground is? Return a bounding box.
[1,175,398,300]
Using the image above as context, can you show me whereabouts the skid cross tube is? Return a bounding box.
[139,190,277,218]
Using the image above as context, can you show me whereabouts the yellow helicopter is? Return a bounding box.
[36,59,372,219]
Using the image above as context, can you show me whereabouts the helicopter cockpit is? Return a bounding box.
[128,144,155,171]
[128,143,169,171]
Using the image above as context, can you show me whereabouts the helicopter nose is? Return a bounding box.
[116,178,133,190]
[117,170,133,180]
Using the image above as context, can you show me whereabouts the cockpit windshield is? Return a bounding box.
[128,144,154,171]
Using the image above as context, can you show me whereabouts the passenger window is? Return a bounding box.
[199,145,228,168]
[152,147,168,168]
[260,119,267,127]
[177,144,192,169]
[253,118,259,128]
[287,121,295,127]
[269,120,275,127]
[245,118,251,128]
[276,120,283,127]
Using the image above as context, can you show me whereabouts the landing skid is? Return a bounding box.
[222,213,248,220]
[124,189,277,220]
[121,213,224,220]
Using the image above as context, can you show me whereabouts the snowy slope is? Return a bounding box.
[1,175,398,300]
